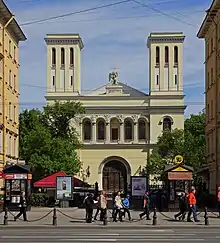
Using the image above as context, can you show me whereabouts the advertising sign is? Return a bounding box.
[131,176,147,196]
[56,176,73,200]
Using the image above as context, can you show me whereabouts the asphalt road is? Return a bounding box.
[0,228,220,242]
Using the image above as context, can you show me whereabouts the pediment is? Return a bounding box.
[83,82,148,97]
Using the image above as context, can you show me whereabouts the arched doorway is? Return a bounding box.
[102,160,127,193]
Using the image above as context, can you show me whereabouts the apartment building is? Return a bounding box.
[197,0,220,194]
[0,0,26,176]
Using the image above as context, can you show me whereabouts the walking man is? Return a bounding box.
[14,191,27,221]
[100,191,107,222]
[113,191,123,222]
[187,187,199,222]
[174,192,188,221]
[139,191,151,220]
[84,193,94,223]
[94,195,101,220]
[122,194,131,221]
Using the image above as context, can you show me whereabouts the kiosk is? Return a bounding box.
[3,164,32,211]
[164,155,193,210]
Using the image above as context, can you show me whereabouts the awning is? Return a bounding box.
[33,171,86,188]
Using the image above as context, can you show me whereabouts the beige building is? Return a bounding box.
[45,32,186,192]
[0,0,26,175]
[197,0,220,194]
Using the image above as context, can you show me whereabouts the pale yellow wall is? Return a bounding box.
[80,148,148,189]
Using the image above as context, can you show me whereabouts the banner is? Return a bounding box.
[131,176,147,196]
[56,176,73,200]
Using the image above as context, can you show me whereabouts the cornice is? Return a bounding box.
[44,38,84,49]
[81,143,157,149]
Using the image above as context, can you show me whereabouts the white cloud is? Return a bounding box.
[10,0,207,115]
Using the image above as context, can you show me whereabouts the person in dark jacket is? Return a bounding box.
[174,192,188,221]
[84,193,94,223]
[14,191,27,221]
[139,191,151,220]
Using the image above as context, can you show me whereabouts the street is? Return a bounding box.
[0,228,220,242]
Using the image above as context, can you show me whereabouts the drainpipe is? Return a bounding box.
[2,15,14,165]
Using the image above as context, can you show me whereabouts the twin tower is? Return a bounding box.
[45,32,184,97]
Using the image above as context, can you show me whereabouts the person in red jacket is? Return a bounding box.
[187,187,199,222]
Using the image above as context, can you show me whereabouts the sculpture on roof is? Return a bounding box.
[109,70,118,85]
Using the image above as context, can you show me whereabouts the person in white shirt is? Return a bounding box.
[113,191,123,222]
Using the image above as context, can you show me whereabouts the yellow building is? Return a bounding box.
[197,0,220,194]
[0,0,26,176]
[45,32,186,192]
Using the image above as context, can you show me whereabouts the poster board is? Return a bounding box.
[56,176,73,200]
[131,176,147,196]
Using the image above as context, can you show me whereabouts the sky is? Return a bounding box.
[4,0,210,117]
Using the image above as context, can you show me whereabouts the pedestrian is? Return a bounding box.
[111,191,116,218]
[100,190,107,221]
[139,191,151,220]
[84,193,94,223]
[94,195,101,220]
[174,192,188,221]
[217,187,220,218]
[113,191,123,222]
[14,191,27,221]
[187,187,199,222]
[83,193,89,221]
[122,194,131,221]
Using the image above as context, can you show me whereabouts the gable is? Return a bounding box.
[83,82,148,97]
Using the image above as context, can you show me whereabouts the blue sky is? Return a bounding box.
[4,0,210,116]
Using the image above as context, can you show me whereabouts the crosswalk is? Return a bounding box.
[0,228,220,242]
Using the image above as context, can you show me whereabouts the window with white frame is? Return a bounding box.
[9,102,12,120]
[14,137,17,158]
[10,136,12,156]
[9,70,12,86]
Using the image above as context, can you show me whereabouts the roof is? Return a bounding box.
[83,82,148,97]
[164,164,194,172]
[33,171,86,188]
[197,0,220,38]
[44,33,84,49]
[0,0,26,41]
[3,164,31,173]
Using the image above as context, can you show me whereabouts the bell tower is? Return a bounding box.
[147,32,185,95]
[44,34,84,97]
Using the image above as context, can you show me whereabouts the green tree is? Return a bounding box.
[19,101,84,181]
[147,111,206,181]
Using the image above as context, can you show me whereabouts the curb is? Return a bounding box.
[0,224,219,229]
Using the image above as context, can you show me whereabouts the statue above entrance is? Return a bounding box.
[108,70,118,85]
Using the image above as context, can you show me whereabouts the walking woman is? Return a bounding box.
[174,192,188,221]
[113,191,123,222]
[14,191,27,221]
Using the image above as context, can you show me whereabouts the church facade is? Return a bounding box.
[44,32,186,192]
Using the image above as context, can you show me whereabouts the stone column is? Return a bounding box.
[92,122,96,143]
[120,122,124,143]
[134,122,138,143]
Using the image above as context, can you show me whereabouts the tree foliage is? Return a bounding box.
[19,101,84,181]
[147,111,206,181]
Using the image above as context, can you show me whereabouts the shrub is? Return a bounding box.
[31,193,49,207]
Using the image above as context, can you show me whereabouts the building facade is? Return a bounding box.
[197,0,220,194]
[0,0,26,176]
[45,32,186,192]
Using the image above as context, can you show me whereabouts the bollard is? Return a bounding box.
[53,208,57,226]
[204,207,209,225]
[103,209,108,226]
[3,206,8,226]
[152,207,157,225]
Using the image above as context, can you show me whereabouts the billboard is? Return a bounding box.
[56,176,73,200]
[131,176,147,196]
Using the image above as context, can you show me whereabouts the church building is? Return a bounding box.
[44,32,186,193]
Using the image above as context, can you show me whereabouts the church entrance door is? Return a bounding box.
[102,160,127,193]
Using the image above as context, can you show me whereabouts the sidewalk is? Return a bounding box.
[0,207,219,228]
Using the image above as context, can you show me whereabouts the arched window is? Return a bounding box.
[83,119,92,141]
[97,120,105,140]
[138,120,146,140]
[110,118,120,141]
[61,48,65,65]
[52,48,56,65]
[163,117,172,131]
[174,46,178,63]
[124,119,133,140]
[70,47,74,66]
[156,46,160,64]
[165,46,169,63]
